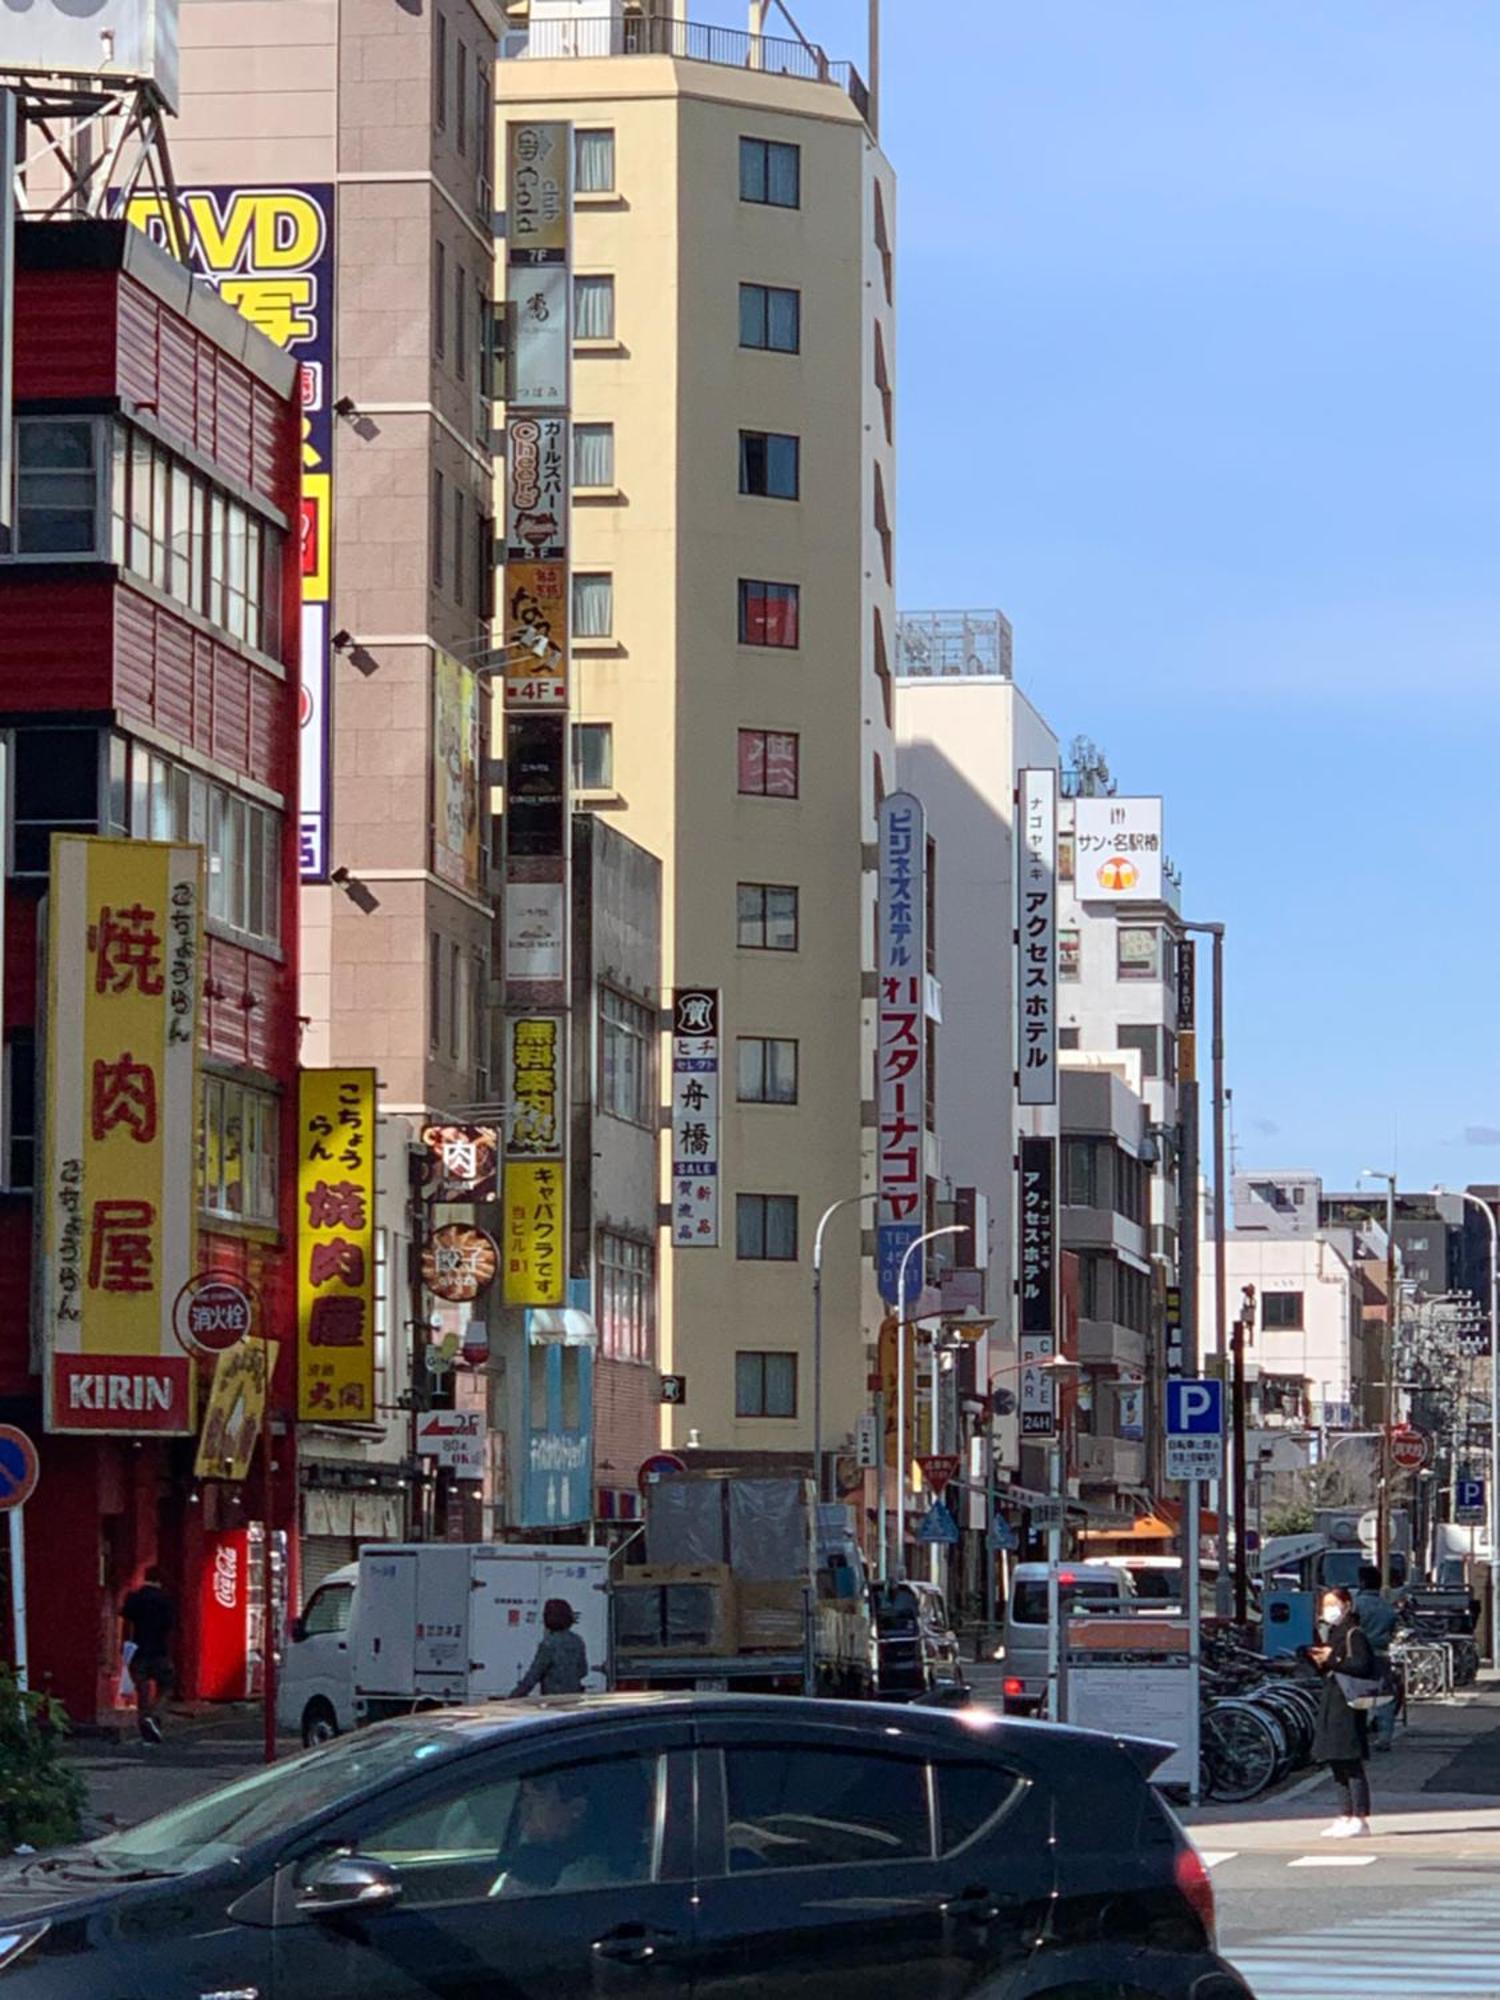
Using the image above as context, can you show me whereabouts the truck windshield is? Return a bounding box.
[87,1721,465,1875]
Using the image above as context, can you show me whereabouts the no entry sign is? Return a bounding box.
[0,1427,40,1512]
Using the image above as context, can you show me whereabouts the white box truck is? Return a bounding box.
[279,1543,610,1744]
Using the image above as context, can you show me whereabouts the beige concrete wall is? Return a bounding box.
[499,55,892,1467]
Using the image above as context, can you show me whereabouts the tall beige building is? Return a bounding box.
[499,7,897,1476]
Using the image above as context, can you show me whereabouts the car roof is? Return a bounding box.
[354,1692,1146,1767]
[1011,1562,1124,1581]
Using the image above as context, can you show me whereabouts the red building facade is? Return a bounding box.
[0,220,302,1722]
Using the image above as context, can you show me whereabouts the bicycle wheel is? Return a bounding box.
[1202,1700,1282,1803]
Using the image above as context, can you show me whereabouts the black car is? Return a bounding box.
[872,1580,967,1699]
[0,1695,1254,1999]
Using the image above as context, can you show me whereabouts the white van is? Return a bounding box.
[279,1563,359,1744]
[1000,1561,1132,1714]
[278,1544,611,1747]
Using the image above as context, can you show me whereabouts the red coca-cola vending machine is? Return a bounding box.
[198,1527,288,1701]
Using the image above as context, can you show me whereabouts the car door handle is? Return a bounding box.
[942,1884,1002,1923]
[592,1923,681,1966]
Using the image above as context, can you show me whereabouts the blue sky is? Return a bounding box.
[793,0,1500,1193]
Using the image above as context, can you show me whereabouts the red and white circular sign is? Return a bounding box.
[1389,1425,1430,1473]
[174,1274,256,1358]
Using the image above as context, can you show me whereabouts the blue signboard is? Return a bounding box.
[1165,1379,1224,1437]
[917,1504,960,1546]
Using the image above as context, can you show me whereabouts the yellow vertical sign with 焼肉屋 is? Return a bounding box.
[296,1068,377,1422]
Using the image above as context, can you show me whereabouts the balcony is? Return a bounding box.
[1077,1434,1147,1488]
[1078,1319,1148,1372]
[502,14,871,120]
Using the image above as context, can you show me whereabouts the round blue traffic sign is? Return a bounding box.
[0,1427,39,1512]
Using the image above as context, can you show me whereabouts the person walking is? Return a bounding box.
[1354,1562,1399,1752]
[121,1566,175,1745]
[511,1599,589,1697]
[1310,1584,1378,1837]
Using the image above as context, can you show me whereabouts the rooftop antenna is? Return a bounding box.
[1065,735,1115,798]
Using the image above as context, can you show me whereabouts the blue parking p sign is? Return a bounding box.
[1457,1477,1486,1523]
[1166,1379,1223,1437]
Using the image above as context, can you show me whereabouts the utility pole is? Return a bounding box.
[1183,921,1227,1611]
[1361,1169,1399,1591]
[1233,1286,1253,1624]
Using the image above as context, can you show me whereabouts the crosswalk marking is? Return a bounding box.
[1199,1850,1237,1869]
[1229,1884,1500,1999]
[1286,1852,1378,1867]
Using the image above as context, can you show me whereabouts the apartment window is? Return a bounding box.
[573,721,614,790]
[574,274,615,340]
[456,39,468,155]
[455,261,467,379]
[448,942,462,1059]
[476,62,490,186]
[737,882,798,952]
[453,487,466,607]
[1058,833,1075,883]
[737,728,798,798]
[1065,1138,1101,1209]
[1118,925,1160,981]
[435,12,447,128]
[740,282,800,353]
[737,1036,797,1105]
[1117,1023,1163,1081]
[740,137,800,208]
[738,578,800,648]
[1263,1291,1305,1332]
[429,932,443,1051]
[431,471,444,590]
[739,430,799,500]
[129,746,279,947]
[575,128,616,193]
[10,725,100,875]
[435,240,447,356]
[600,987,655,1127]
[13,417,100,553]
[736,1349,797,1416]
[573,571,613,639]
[599,1232,653,1362]
[200,1076,279,1225]
[1059,929,1081,979]
[2,1031,36,1190]
[573,423,615,488]
[471,951,488,1086]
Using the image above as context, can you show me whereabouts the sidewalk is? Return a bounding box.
[1185,1673,1500,1852]
[68,1705,293,1836]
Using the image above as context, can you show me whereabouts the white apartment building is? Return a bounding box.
[893,614,1059,1480]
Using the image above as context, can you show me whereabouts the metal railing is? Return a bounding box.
[504,15,870,120]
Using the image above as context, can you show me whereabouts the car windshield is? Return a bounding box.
[1011,1580,1120,1624]
[88,1722,465,1875]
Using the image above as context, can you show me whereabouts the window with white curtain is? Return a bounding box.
[575,128,616,193]
[573,423,615,489]
[574,275,615,340]
[573,572,613,639]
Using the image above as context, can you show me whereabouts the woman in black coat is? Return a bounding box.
[1309,1584,1377,1836]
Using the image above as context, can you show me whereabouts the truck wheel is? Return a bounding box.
[302,1699,340,1748]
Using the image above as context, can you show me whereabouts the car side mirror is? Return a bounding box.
[296,1855,403,1918]
[290,1617,308,1644]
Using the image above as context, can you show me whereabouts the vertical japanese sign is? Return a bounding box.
[877,792,927,1303]
[43,837,200,1434]
[505,1016,563,1156]
[671,990,720,1248]
[297,1069,376,1422]
[1016,769,1057,1106]
[432,649,482,893]
[503,1161,566,1305]
[124,186,336,882]
[1018,1136,1057,1440]
[1176,936,1197,1086]
[503,415,569,708]
[877,1314,916,1471]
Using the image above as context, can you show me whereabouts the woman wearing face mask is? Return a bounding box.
[1309,1585,1377,1837]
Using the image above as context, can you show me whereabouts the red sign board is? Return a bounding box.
[1389,1426,1430,1473]
[174,1274,256,1358]
[51,1355,192,1431]
[918,1454,962,1495]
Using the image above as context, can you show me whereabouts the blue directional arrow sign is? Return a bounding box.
[917,1503,960,1546]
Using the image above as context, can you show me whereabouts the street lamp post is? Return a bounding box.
[1360,1169,1399,1590]
[1434,1186,1500,1664]
[812,1194,876,1503]
[895,1225,966,1578]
